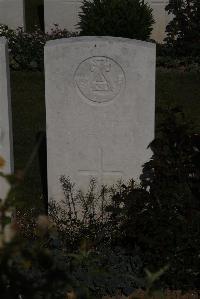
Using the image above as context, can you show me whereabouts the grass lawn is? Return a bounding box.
[10,70,200,211]
[156,69,200,131]
[10,71,45,211]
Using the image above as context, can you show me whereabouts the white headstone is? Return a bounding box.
[0,38,13,199]
[0,0,25,29]
[45,36,156,202]
[44,0,80,33]
[147,0,171,42]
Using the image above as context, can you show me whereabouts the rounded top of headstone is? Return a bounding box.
[45,36,156,49]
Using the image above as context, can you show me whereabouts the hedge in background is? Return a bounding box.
[78,0,155,40]
[0,24,76,71]
[164,0,200,57]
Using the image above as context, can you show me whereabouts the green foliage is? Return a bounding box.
[0,172,143,298]
[49,179,144,297]
[0,237,73,299]
[156,55,200,72]
[1,106,200,295]
[49,178,115,250]
[78,0,154,40]
[0,24,76,71]
[49,108,200,291]
[66,246,143,297]
[144,266,169,296]
[157,0,200,69]
[107,108,200,290]
[0,171,73,299]
[164,0,200,57]
[156,43,200,71]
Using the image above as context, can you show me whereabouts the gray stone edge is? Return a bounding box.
[0,36,14,173]
[45,36,156,49]
[0,37,7,46]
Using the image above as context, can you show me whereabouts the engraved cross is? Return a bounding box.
[78,147,123,185]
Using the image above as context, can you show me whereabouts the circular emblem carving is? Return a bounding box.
[74,56,125,103]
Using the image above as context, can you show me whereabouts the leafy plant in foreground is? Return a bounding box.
[108,107,200,290]
[49,178,144,297]
[0,167,144,298]
[0,161,89,299]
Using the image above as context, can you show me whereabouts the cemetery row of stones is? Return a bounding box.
[0,27,200,297]
[0,0,200,71]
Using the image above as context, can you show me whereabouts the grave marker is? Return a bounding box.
[0,0,25,29]
[44,0,80,33]
[45,36,156,202]
[0,38,14,199]
[78,147,124,186]
[149,0,171,42]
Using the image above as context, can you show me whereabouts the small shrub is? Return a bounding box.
[78,0,155,40]
[107,107,200,290]
[65,245,144,297]
[49,179,144,297]
[0,171,144,299]
[0,24,77,71]
[49,178,124,250]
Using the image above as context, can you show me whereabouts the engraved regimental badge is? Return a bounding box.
[75,56,125,103]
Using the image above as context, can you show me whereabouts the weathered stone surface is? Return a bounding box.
[0,0,25,29]
[45,36,155,202]
[0,38,13,199]
[44,0,170,41]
